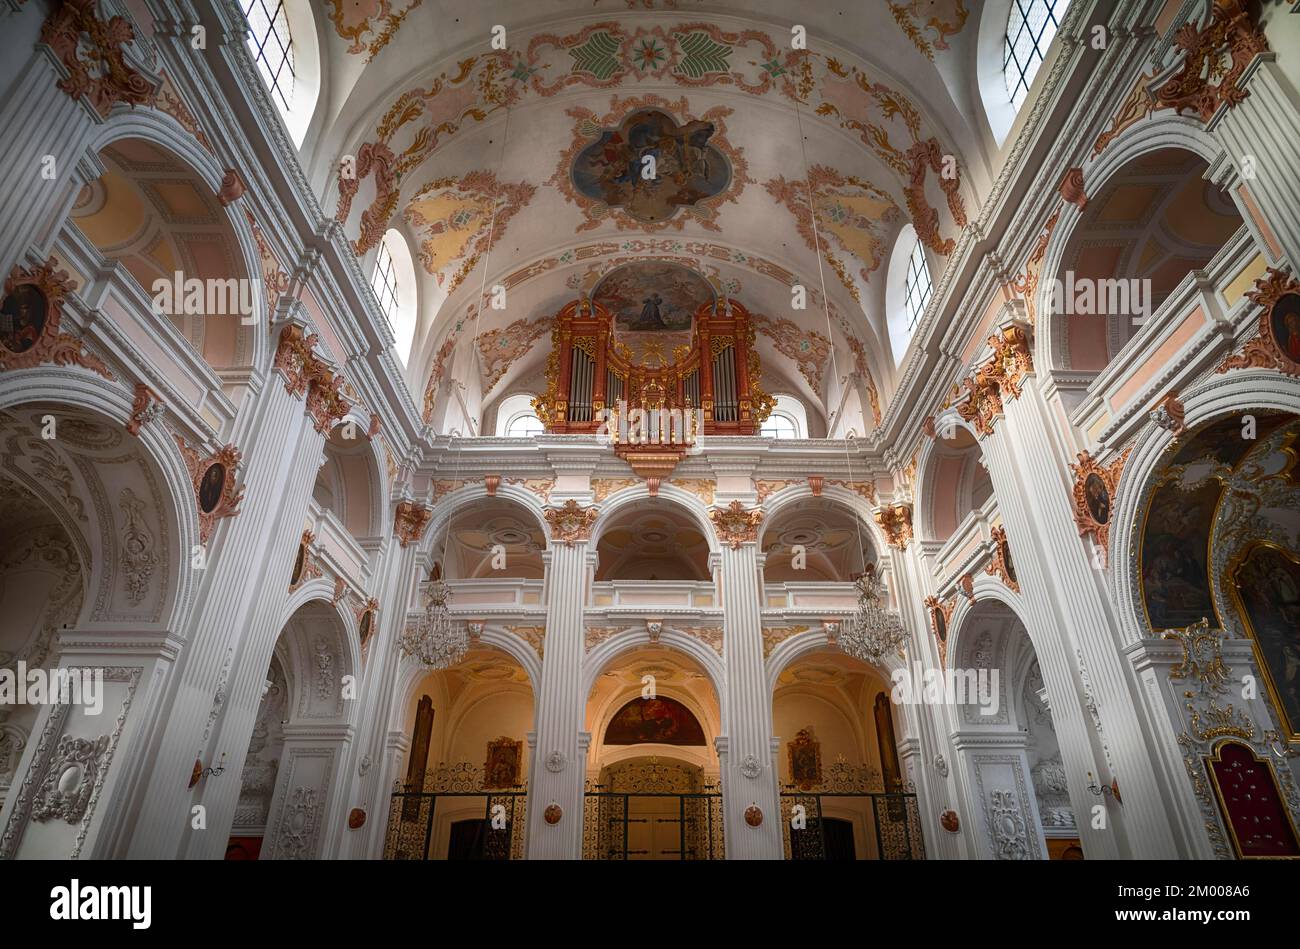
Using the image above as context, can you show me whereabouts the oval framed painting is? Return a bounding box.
[1083,472,1110,524]
[0,283,48,354]
[198,461,227,514]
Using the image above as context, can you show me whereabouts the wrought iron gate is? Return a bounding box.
[383,762,527,860]
[778,761,925,860]
[582,785,724,859]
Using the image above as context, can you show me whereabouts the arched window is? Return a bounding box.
[761,394,808,439]
[495,393,544,437]
[506,414,545,438]
[372,239,400,327]
[885,225,931,365]
[239,1,321,149]
[761,414,797,439]
[1004,0,1071,111]
[241,1,294,114]
[903,237,932,332]
[372,229,418,365]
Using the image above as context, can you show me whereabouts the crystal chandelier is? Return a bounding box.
[397,576,468,669]
[840,567,906,663]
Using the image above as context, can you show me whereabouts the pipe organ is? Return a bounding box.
[534,296,772,434]
[533,295,773,478]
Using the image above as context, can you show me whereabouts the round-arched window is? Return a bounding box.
[1004,0,1072,111]
[371,229,418,365]
[239,1,321,148]
[506,414,545,438]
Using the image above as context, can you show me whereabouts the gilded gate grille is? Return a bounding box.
[382,762,527,860]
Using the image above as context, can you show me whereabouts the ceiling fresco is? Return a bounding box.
[567,105,733,226]
[309,2,986,437]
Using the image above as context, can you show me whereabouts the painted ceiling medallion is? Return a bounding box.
[1217,268,1300,377]
[1069,448,1131,567]
[545,499,599,546]
[552,95,750,232]
[0,258,113,379]
[176,437,245,545]
[710,501,761,549]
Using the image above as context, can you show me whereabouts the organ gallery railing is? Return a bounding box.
[533,295,773,477]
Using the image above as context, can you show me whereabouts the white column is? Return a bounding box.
[979,377,1175,857]
[1212,57,1300,264]
[0,47,98,279]
[340,539,421,858]
[124,371,324,858]
[717,541,782,859]
[525,543,588,858]
[887,542,967,858]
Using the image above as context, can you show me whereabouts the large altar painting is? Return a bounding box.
[571,108,731,225]
[604,696,707,746]
[1140,480,1221,630]
[1229,544,1300,739]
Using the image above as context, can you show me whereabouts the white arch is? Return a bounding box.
[0,368,199,632]
[85,110,270,372]
[1035,115,1227,373]
[581,629,727,719]
[755,483,888,558]
[588,483,721,556]
[418,482,550,561]
[1108,369,1300,651]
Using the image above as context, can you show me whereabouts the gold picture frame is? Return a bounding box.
[1226,541,1300,743]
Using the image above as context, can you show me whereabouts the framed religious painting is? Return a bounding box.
[1227,542,1300,741]
[788,727,822,790]
[483,737,522,789]
[289,533,309,586]
[1219,268,1300,376]
[1070,449,1129,567]
[0,258,111,377]
[358,605,376,648]
[177,438,245,544]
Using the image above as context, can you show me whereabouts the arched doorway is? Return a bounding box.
[772,647,924,860]
[947,599,1081,860]
[584,645,723,859]
[228,599,356,860]
[383,646,535,860]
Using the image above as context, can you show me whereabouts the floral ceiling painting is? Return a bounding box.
[403,171,536,294]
